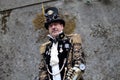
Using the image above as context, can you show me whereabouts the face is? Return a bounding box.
[48,22,64,38]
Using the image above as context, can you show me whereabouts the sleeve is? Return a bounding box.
[71,34,86,70]
[66,34,86,80]
[39,42,50,80]
[39,58,49,80]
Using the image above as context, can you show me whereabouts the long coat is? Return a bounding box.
[39,34,85,80]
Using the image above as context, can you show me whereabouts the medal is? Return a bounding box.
[59,47,63,53]
[59,45,63,53]
[65,43,70,49]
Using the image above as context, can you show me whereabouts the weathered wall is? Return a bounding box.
[0,0,120,80]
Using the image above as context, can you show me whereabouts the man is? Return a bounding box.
[39,7,86,80]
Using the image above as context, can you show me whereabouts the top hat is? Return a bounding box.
[44,7,65,29]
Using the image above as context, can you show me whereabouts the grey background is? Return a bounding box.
[0,0,120,80]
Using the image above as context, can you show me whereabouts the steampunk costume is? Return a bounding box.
[39,7,85,80]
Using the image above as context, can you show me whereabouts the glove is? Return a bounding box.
[66,67,81,80]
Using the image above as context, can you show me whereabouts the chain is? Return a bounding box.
[46,58,66,76]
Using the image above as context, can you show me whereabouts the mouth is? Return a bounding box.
[52,29,58,33]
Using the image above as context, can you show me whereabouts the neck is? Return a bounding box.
[47,31,65,43]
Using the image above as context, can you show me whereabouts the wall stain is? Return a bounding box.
[90,24,111,39]
[98,0,111,4]
[0,10,12,34]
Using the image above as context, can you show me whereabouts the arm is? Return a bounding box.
[39,58,48,80]
[39,42,51,80]
[66,34,86,80]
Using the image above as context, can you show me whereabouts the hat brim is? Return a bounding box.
[45,19,65,30]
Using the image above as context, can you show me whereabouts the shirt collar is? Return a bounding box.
[47,31,65,43]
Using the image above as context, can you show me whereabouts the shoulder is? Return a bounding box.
[40,41,51,55]
[66,33,82,43]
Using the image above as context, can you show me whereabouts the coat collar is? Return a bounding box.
[47,32,65,43]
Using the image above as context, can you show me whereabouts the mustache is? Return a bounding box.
[52,28,58,32]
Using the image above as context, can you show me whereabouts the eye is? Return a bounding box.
[49,24,53,28]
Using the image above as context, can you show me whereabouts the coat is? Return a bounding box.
[39,34,85,80]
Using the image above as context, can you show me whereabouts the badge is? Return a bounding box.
[79,63,86,70]
[59,45,63,53]
[59,47,63,53]
[65,43,70,49]
[46,51,49,55]
[48,49,51,55]
[48,10,54,15]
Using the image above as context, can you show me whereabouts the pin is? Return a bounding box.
[59,44,62,48]
[59,47,63,53]
[49,49,51,55]
[59,44,63,53]
[46,51,49,55]
[79,64,86,70]
[48,10,54,15]
[65,43,70,49]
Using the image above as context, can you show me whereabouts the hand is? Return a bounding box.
[66,67,81,80]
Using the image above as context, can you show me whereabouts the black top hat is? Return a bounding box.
[44,7,65,29]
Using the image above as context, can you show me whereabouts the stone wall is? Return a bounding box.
[0,0,120,80]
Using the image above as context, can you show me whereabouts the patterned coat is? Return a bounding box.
[39,34,85,80]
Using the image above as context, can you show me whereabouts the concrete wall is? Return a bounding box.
[0,0,120,80]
